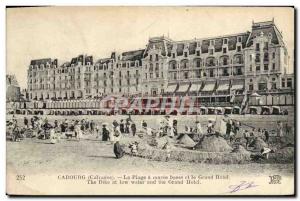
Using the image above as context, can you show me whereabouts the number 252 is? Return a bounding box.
[16,175,25,181]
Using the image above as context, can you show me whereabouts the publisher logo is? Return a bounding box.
[269,175,281,184]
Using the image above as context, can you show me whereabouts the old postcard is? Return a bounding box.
[6,6,295,196]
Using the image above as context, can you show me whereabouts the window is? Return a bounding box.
[150,73,153,79]
[209,49,214,55]
[196,60,201,67]
[209,69,214,77]
[223,57,228,65]
[271,83,277,90]
[173,73,177,79]
[255,54,260,62]
[237,46,241,52]
[272,63,275,70]
[264,42,268,50]
[184,72,189,79]
[264,53,269,61]
[184,52,188,57]
[287,78,292,88]
[210,40,215,46]
[237,67,242,75]
[250,54,252,61]
[256,43,260,51]
[264,64,269,71]
[156,73,159,78]
[249,65,252,72]
[223,68,228,76]
[258,83,267,91]
[155,54,158,61]
[282,79,286,88]
[172,53,175,58]
[272,52,275,59]
[256,65,260,71]
[238,36,242,43]
[145,73,147,79]
[223,48,227,53]
[150,55,152,61]
[249,84,253,91]
[161,72,163,78]
[196,50,200,56]
[224,38,228,44]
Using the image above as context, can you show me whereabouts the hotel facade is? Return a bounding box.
[23,20,294,115]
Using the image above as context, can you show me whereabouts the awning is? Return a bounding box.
[201,83,215,92]
[215,107,223,111]
[231,84,244,91]
[272,106,280,109]
[233,106,240,109]
[225,107,232,110]
[165,84,177,93]
[216,83,230,91]
[189,83,201,92]
[207,107,215,110]
[177,84,189,93]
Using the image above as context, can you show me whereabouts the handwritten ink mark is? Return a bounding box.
[227,181,259,193]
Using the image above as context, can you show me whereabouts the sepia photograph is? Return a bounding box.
[5,6,295,196]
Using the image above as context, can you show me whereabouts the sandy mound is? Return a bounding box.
[277,147,294,156]
[147,136,176,149]
[232,145,251,155]
[249,137,268,151]
[194,135,232,152]
[177,134,196,147]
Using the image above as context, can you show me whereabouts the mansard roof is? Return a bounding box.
[121,49,145,61]
[246,20,285,47]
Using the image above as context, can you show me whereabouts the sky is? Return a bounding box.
[6,6,294,89]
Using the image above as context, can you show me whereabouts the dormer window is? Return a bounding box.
[238,36,242,43]
[172,53,175,58]
[210,40,215,46]
[223,38,228,44]
[209,49,214,55]
[184,52,188,57]
[196,50,200,56]
[237,46,241,52]
[87,62,91,66]
[71,64,74,67]
[222,48,227,54]
[150,55,153,61]
[155,54,158,61]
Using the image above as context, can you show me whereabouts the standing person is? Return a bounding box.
[131,122,137,137]
[163,142,171,162]
[90,120,95,134]
[207,120,213,134]
[277,121,284,143]
[125,119,130,134]
[113,125,125,159]
[54,120,58,128]
[102,123,110,141]
[31,117,35,128]
[244,130,251,149]
[24,117,28,128]
[49,126,57,144]
[263,129,270,143]
[173,119,178,136]
[195,121,203,140]
[226,119,232,139]
[120,120,125,133]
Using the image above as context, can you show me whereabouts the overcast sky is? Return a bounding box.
[6,6,294,89]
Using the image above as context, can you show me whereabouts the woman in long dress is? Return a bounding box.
[113,126,125,159]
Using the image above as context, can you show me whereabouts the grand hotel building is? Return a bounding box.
[24,20,294,115]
